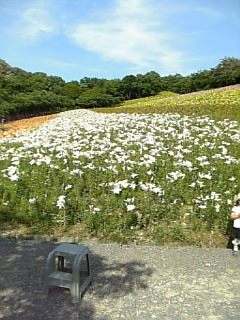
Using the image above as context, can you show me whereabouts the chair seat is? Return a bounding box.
[48,271,72,288]
[49,271,72,280]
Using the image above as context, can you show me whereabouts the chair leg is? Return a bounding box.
[86,254,91,276]
[71,280,81,303]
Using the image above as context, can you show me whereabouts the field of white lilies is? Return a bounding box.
[0,109,239,243]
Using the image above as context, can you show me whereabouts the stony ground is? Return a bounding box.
[0,237,240,320]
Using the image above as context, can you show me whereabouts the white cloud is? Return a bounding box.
[67,0,184,72]
[20,0,57,41]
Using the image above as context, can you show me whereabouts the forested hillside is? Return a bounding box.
[0,57,240,121]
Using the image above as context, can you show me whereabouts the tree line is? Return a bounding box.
[0,57,240,121]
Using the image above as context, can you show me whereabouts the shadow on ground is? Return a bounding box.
[0,238,153,320]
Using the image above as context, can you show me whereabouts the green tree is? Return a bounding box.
[211,57,240,87]
[63,81,80,98]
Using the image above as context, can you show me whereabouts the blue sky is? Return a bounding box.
[0,0,239,81]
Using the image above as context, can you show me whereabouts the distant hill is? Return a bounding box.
[1,57,240,122]
[0,59,29,77]
[95,85,240,123]
[1,84,240,139]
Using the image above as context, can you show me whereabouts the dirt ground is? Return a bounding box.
[0,114,56,139]
[0,237,240,320]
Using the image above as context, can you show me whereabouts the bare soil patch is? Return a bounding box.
[0,114,56,139]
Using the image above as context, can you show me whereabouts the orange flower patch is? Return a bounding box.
[0,114,57,139]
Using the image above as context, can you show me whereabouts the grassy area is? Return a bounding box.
[0,107,239,246]
[95,90,240,123]
[0,88,239,246]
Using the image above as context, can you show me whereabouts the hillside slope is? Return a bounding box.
[181,83,240,97]
[0,59,28,77]
[1,84,240,138]
[96,84,240,123]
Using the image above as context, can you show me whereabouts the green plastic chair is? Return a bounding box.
[45,243,92,303]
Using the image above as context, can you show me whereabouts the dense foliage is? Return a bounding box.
[0,57,240,120]
[0,110,239,244]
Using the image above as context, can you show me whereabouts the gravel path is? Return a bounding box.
[0,237,240,320]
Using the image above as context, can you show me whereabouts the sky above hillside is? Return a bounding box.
[0,0,239,81]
